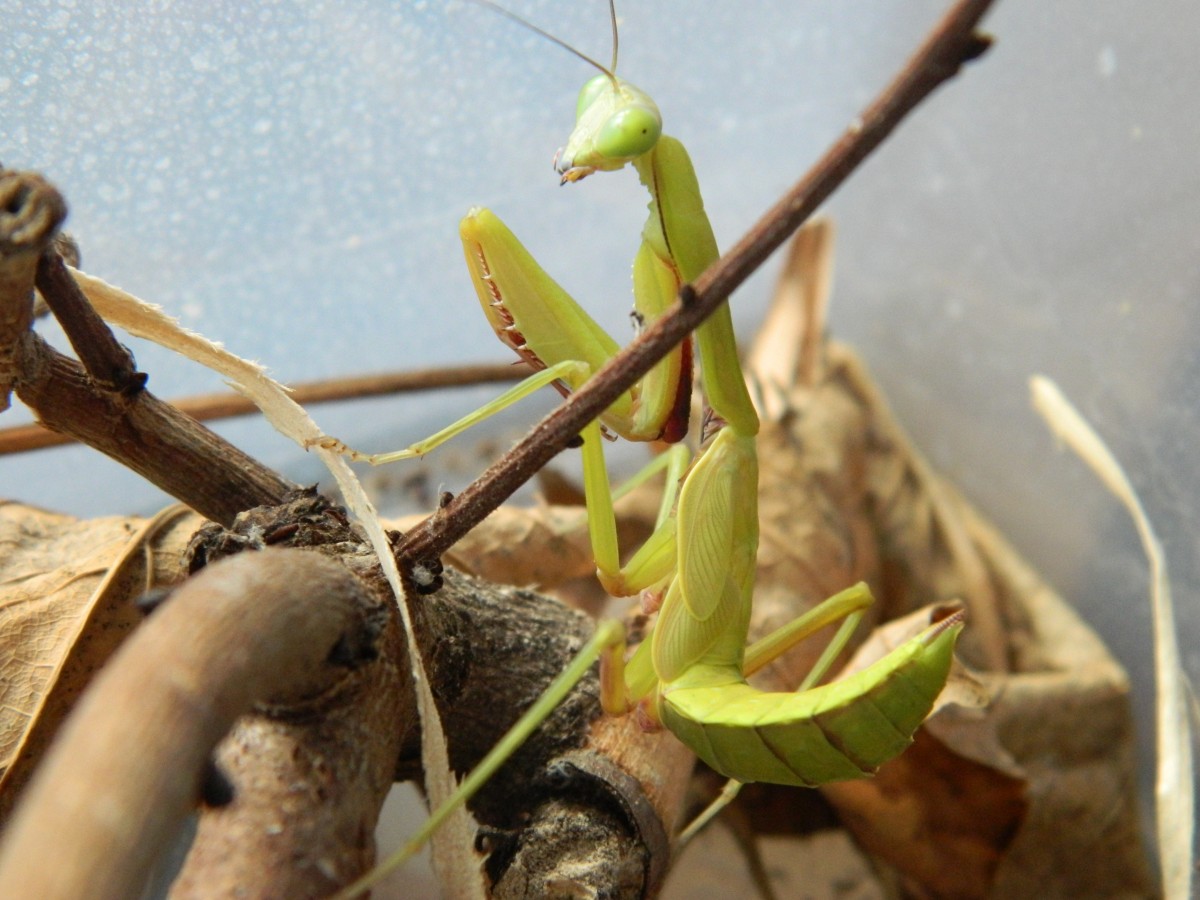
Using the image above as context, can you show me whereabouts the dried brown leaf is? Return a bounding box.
[0,502,199,821]
[825,730,1027,898]
[734,221,1152,896]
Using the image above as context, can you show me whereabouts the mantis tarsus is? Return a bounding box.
[326,1,963,890]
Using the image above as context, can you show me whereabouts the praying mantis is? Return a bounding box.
[323,1,964,887]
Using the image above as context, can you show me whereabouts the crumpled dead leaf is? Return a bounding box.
[744,221,1150,896]
[0,501,200,822]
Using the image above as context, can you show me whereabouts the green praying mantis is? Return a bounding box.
[323,1,964,888]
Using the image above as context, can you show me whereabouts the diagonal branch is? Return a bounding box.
[397,0,998,566]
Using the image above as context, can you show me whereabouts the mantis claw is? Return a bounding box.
[633,701,661,733]
[302,434,343,452]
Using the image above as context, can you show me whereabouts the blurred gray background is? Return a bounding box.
[3,0,1196,866]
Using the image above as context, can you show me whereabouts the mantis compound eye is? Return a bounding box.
[594,105,662,163]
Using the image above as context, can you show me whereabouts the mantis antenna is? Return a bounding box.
[465,0,622,87]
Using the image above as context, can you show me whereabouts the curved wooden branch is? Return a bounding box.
[182,493,681,897]
[0,548,398,898]
[14,334,297,525]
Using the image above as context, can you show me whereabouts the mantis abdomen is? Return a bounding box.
[658,613,963,787]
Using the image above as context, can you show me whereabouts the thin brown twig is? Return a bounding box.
[397,0,998,566]
[0,362,525,455]
[13,334,297,524]
[1,170,296,522]
[34,250,145,395]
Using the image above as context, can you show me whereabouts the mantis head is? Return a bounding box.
[554,73,662,184]
[467,1,661,183]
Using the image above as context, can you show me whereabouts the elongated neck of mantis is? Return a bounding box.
[633,137,759,437]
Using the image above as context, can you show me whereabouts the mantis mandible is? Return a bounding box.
[325,2,963,890]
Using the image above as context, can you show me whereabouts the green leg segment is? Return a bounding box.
[359,359,590,464]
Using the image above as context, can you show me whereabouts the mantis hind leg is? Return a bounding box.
[742,581,876,683]
[675,777,745,850]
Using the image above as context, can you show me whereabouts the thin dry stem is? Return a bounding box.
[0,170,66,412]
[0,362,524,455]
